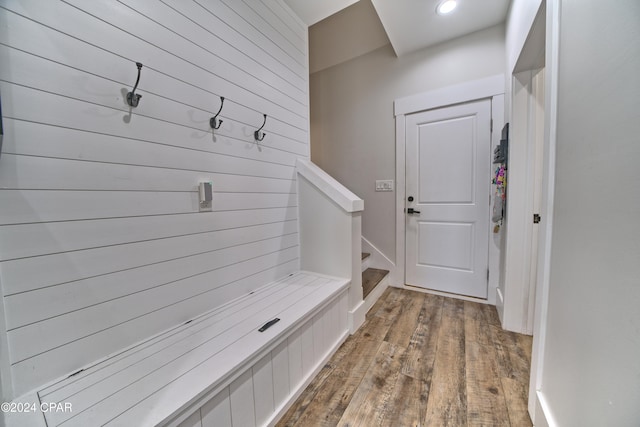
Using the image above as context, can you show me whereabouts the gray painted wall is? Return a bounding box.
[310,24,505,261]
[541,0,640,424]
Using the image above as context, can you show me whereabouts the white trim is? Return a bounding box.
[495,287,505,323]
[489,94,505,307]
[394,74,505,116]
[348,300,366,334]
[529,0,560,421]
[534,390,558,427]
[395,114,407,288]
[361,236,396,282]
[296,158,364,212]
[501,69,537,332]
[394,75,505,299]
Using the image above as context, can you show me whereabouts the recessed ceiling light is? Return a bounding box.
[437,0,457,15]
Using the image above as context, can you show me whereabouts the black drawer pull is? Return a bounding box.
[258,318,280,332]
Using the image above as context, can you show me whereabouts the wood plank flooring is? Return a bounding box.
[277,288,533,427]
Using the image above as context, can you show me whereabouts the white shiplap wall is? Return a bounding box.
[0,0,308,399]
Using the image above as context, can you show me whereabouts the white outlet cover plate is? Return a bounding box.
[375,180,394,192]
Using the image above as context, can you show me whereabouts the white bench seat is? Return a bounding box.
[20,272,349,427]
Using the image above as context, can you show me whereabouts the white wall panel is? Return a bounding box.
[0,0,308,399]
[243,0,306,55]
[200,389,232,427]
[299,319,315,375]
[0,152,296,193]
[177,410,203,427]
[123,0,306,97]
[286,327,303,391]
[252,356,275,426]
[2,220,298,295]
[197,0,306,76]
[0,207,297,261]
[1,0,308,132]
[271,340,290,408]
[1,118,299,171]
[229,370,256,427]
[7,238,300,361]
[0,190,297,225]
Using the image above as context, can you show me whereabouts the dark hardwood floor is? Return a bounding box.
[277,287,533,427]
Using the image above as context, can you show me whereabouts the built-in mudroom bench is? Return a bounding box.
[3,159,364,427]
[10,273,348,427]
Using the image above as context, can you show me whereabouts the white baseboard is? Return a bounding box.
[348,300,366,334]
[496,287,505,324]
[268,329,349,426]
[361,236,396,283]
[534,390,556,427]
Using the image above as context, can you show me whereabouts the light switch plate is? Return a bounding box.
[199,182,213,212]
[375,180,394,192]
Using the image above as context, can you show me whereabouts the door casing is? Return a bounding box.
[404,100,492,298]
[394,74,505,304]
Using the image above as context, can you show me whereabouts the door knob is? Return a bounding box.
[407,208,421,214]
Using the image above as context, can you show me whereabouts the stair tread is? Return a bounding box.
[361,252,371,260]
[362,268,389,299]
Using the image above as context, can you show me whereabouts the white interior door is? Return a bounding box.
[405,100,491,298]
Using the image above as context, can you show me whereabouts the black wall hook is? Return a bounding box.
[126,62,143,107]
[254,114,267,141]
[210,96,225,130]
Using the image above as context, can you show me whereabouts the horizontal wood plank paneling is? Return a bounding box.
[1,218,298,295]
[122,0,306,96]
[196,0,306,75]
[1,119,299,171]
[264,0,306,34]
[0,190,297,225]
[1,0,308,132]
[0,153,297,192]
[241,0,306,56]
[6,233,299,331]
[0,207,298,262]
[0,0,308,398]
[0,75,306,156]
[63,0,306,117]
[0,10,306,144]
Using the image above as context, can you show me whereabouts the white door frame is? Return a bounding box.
[394,74,504,304]
[528,0,560,423]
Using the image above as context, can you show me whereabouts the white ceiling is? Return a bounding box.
[285,0,511,57]
[283,0,359,26]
